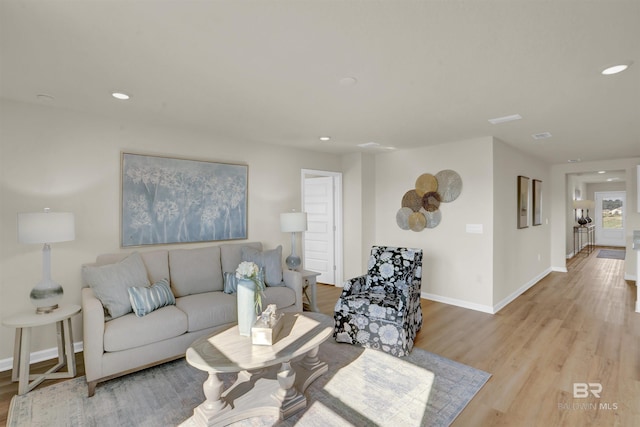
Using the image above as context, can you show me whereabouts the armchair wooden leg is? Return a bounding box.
[87,380,97,397]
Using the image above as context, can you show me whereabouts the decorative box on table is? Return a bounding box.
[251,304,283,346]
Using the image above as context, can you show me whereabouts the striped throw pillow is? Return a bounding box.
[128,278,176,317]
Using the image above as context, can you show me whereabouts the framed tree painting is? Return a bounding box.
[121,152,248,247]
[532,179,542,226]
[517,175,529,229]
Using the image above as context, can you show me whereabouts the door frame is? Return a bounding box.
[301,169,343,286]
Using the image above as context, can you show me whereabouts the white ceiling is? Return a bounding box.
[1,0,639,164]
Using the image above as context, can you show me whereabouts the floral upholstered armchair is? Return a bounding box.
[333,246,423,357]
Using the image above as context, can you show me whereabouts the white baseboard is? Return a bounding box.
[422,268,552,315]
[492,268,552,313]
[624,273,637,282]
[0,341,83,373]
[552,266,568,273]
[421,292,494,314]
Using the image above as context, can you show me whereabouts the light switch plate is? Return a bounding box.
[466,224,483,234]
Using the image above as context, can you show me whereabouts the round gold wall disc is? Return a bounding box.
[415,173,438,196]
[408,211,426,231]
[401,190,423,212]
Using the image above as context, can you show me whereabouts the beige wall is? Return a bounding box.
[373,137,495,310]
[0,99,341,360]
[341,152,376,280]
[492,139,550,306]
[551,157,640,280]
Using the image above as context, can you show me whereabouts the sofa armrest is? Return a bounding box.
[81,287,105,386]
[282,269,303,312]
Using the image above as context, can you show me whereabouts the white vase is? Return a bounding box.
[237,279,257,336]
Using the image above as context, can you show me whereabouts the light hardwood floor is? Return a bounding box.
[1,247,638,426]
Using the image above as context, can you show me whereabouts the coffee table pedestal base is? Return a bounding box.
[184,349,327,427]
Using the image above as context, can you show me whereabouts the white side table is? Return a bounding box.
[300,270,320,312]
[2,304,81,395]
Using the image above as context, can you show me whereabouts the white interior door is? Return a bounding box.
[302,171,342,285]
[594,191,626,247]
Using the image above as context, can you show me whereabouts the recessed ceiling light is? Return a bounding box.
[319,136,331,142]
[111,92,130,100]
[567,158,581,163]
[357,142,380,148]
[598,170,606,174]
[601,62,632,75]
[488,114,522,125]
[532,132,552,140]
[339,77,358,86]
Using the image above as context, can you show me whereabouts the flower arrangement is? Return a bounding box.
[235,261,265,313]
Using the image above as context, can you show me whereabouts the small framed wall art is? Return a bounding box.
[517,175,529,229]
[532,179,542,226]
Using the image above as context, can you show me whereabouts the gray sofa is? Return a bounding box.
[81,241,302,396]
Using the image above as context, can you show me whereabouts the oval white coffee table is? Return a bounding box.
[183,312,333,427]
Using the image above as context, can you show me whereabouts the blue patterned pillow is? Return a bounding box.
[223,272,237,294]
[224,268,266,294]
[128,278,176,317]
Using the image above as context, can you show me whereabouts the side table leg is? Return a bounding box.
[276,361,306,418]
[310,277,318,312]
[55,321,65,365]
[193,372,226,425]
[63,318,76,376]
[18,327,31,395]
[11,328,21,383]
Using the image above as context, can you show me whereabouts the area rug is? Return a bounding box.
[597,249,626,260]
[8,340,490,427]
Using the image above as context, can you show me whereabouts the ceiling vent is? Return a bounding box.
[488,114,522,125]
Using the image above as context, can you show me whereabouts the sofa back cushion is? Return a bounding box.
[95,250,169,284]
[220,242,262,274]
[169,246,222,297]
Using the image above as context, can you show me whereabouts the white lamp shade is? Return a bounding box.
[280,212,307,233]
[18,211,75,244]
[572,200,590,210]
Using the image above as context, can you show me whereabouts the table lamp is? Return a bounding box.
[280,211,307,270]
[572,200,589,226]
[18,208,75,314]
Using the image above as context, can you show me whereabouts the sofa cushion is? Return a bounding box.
[169,246,222,297]
[176,292,237,332]
[96,250,169,284]
[103,305,188,352]
[220,242,262,274]
[82,252,150,320]
[241,245,284,287]
[262,286,296,310]
[128,278,176,317]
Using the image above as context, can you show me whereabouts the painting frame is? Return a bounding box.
[121,152,248,247]
[532,179,542,226]
[517,175,529,229]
